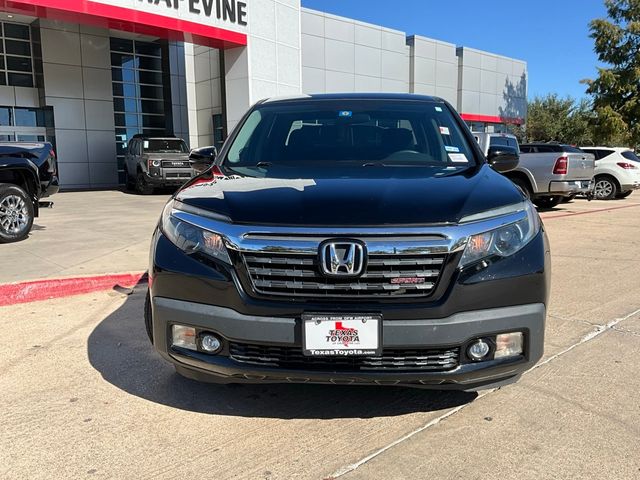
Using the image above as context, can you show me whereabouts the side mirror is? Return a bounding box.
[487,145,519,173]
[189,146,218,173]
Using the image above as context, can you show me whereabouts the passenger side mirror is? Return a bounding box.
[487,145,519,173]
[189,146,218,173]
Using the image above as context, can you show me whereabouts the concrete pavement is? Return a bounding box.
[1,193,640,479]
[0,190,170,284]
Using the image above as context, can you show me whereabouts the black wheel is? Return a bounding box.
[0,183,34,243]
[615,190,633,199]
[509,176,532,199]
[533,196,562,209]
[135,172,154,195]
[124,168,135,191]
[593,175,618,200]
[561,194,576,203]
[144,290,153,344]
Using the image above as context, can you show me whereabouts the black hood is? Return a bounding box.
[175,165,525,226]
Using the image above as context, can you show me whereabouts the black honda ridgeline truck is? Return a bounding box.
[146,94,550,391]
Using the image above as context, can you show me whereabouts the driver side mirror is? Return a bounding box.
[189,146,218,173]
[487,145,519,173]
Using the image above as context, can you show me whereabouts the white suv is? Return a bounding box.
[580,147,640,200]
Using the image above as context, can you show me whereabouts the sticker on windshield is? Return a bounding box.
[448,153,469,163]
[445,146,460,153]
[435,106,443,112]
[338,110,353,117]
[439,126,450,135]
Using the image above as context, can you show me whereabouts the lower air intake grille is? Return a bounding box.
[229,343,459,372]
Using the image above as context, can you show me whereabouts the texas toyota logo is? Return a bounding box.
[326,322,360,347]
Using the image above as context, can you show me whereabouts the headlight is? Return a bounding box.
[151,159,161,167]
[160,201,231,264]
[459,201,540,268]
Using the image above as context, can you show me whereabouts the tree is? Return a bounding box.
[584,0,640,148]
[519,94,594,145]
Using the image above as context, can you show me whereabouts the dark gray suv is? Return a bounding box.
[124,135,194,194]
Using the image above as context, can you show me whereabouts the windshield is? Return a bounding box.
[144,139,188,153]
[621,150,640,162]
[223,100,477,172]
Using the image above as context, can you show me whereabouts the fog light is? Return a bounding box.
[495,332,523,359]
[467,339,490,361]
[172,325,197,351]
[200,333,222,354]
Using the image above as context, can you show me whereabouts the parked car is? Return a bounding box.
[146,94,550,391]
[509,143,594,209]
[124,135,194,194]
[579,147,640,200]
[0,142,58,243]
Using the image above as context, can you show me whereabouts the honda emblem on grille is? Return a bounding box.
[320,241,365,277]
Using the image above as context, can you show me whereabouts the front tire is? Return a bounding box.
[144,290,153,344]
[0,184,34,243]
[593,175,618,200]
[136,172,154,195]
[533,196,562,209]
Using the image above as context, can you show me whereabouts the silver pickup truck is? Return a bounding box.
[474,134,594,208]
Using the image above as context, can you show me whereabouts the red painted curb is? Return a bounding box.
[0,272,148,307]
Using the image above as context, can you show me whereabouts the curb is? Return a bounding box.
[0,272,148,307]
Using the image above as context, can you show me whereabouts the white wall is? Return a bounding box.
[38,19,117,188]
[457,47,527,120]
[408,35,458,106]
[184,43,223,148]
[301,8,409,94]
[223,0,302,132]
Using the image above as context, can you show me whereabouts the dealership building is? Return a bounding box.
[0,0,527,188]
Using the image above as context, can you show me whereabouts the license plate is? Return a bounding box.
[302,314,382,357]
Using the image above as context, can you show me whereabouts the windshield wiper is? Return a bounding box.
[255,161,272,168]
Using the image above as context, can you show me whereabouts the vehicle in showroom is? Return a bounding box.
[146,93,550,391]
[0,142,58,243]
[503,143,595,209]
[124,135,194,195]
[579,147,640,200]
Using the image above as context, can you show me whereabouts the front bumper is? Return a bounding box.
[147,169,194,186]
[548,179,594,196]
[151,298,545,390]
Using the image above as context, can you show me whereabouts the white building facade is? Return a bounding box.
[0,1,527,188]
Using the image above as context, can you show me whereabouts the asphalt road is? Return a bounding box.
[1,194,640,479]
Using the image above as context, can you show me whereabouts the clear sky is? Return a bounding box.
[301,0,608,101]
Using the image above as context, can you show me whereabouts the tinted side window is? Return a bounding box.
[599,149,615,159]
[520,146,533,153]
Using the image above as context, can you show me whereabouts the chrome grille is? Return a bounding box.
[241,251,447,298]
[229,343,459,372]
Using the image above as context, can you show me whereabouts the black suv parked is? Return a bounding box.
[0,142,58,243]
[147,94,550,391]
[124,135,193,194]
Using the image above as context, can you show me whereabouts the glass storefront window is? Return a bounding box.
[111,37,170,183]
[0,22,34,87]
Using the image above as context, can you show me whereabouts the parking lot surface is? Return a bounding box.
[1,192,640,479]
